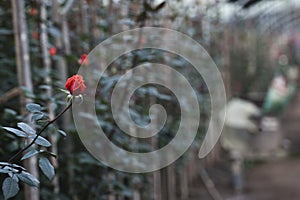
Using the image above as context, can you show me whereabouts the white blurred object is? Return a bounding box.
[224,98,261,132]
[222,99,284,193]
[260,117,279,132]
[287,67,299,81]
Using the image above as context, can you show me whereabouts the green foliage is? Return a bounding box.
[38,157,55,181]
[2,177,19,200]
[16,171,39,187]
[0,161,39,199]
[2,127,27,138]
[17,122,36,135]
[21,149,39,160]
[26,103,42,113]
[57,130,66,137]
[28,135,51,147]
[0,101,65,198]
[2,122,52,147]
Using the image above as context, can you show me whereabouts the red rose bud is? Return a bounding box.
[29,8,38,16]
[49,47,57,56]
[79,54,89,65]
[32,31,39,40]
[65,75,86,95]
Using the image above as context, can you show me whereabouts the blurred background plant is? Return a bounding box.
[0,0,300,199]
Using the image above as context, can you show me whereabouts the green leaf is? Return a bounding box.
[28,135,51,147]
[11,164,26,171]
[3,109,17,116]
[8,173,19,183]
[39,150,57,158]
[0,168,10,174]
[2,127,27,137]
[2,177,19,200]
[21,150,39,160]
[16,171,39,187]
[39,157,55,180]
[0,163,23,174]
[58,130,66,137]
[26,103,42,113]
[38,85,51,90]
[58,88,70,94]
[20,86,36,99]
[31,113,44,121]
[17,123,35,135]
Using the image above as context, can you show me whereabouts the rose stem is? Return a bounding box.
[8,101,73,163]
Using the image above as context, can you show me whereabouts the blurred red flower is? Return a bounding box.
[32,31,39,40]
[49,47,57,56]
[65,75,86,95]
[79,54,89,65]
[29,8,38,16]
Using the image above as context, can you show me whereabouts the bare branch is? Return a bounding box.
[0,87,21,104]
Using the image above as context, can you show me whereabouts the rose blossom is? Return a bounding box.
[65,75,86,95]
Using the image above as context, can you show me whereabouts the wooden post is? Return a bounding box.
[52,0,75,199]
[11,0,39,199]
[108,173,116,200]
[223,26,231,98]
[166,65,176,200]
[40,0,60,198]
[89,0,102,44]
[79,0,90,50]
[152,152,162,200]
[133,190,141,200]
[179,166,189,200]
[167,164,176,200]
[149,75,162,200]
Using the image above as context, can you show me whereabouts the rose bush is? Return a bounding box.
[0,74,86,199]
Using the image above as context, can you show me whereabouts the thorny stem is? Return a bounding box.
[7,101,73,163]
